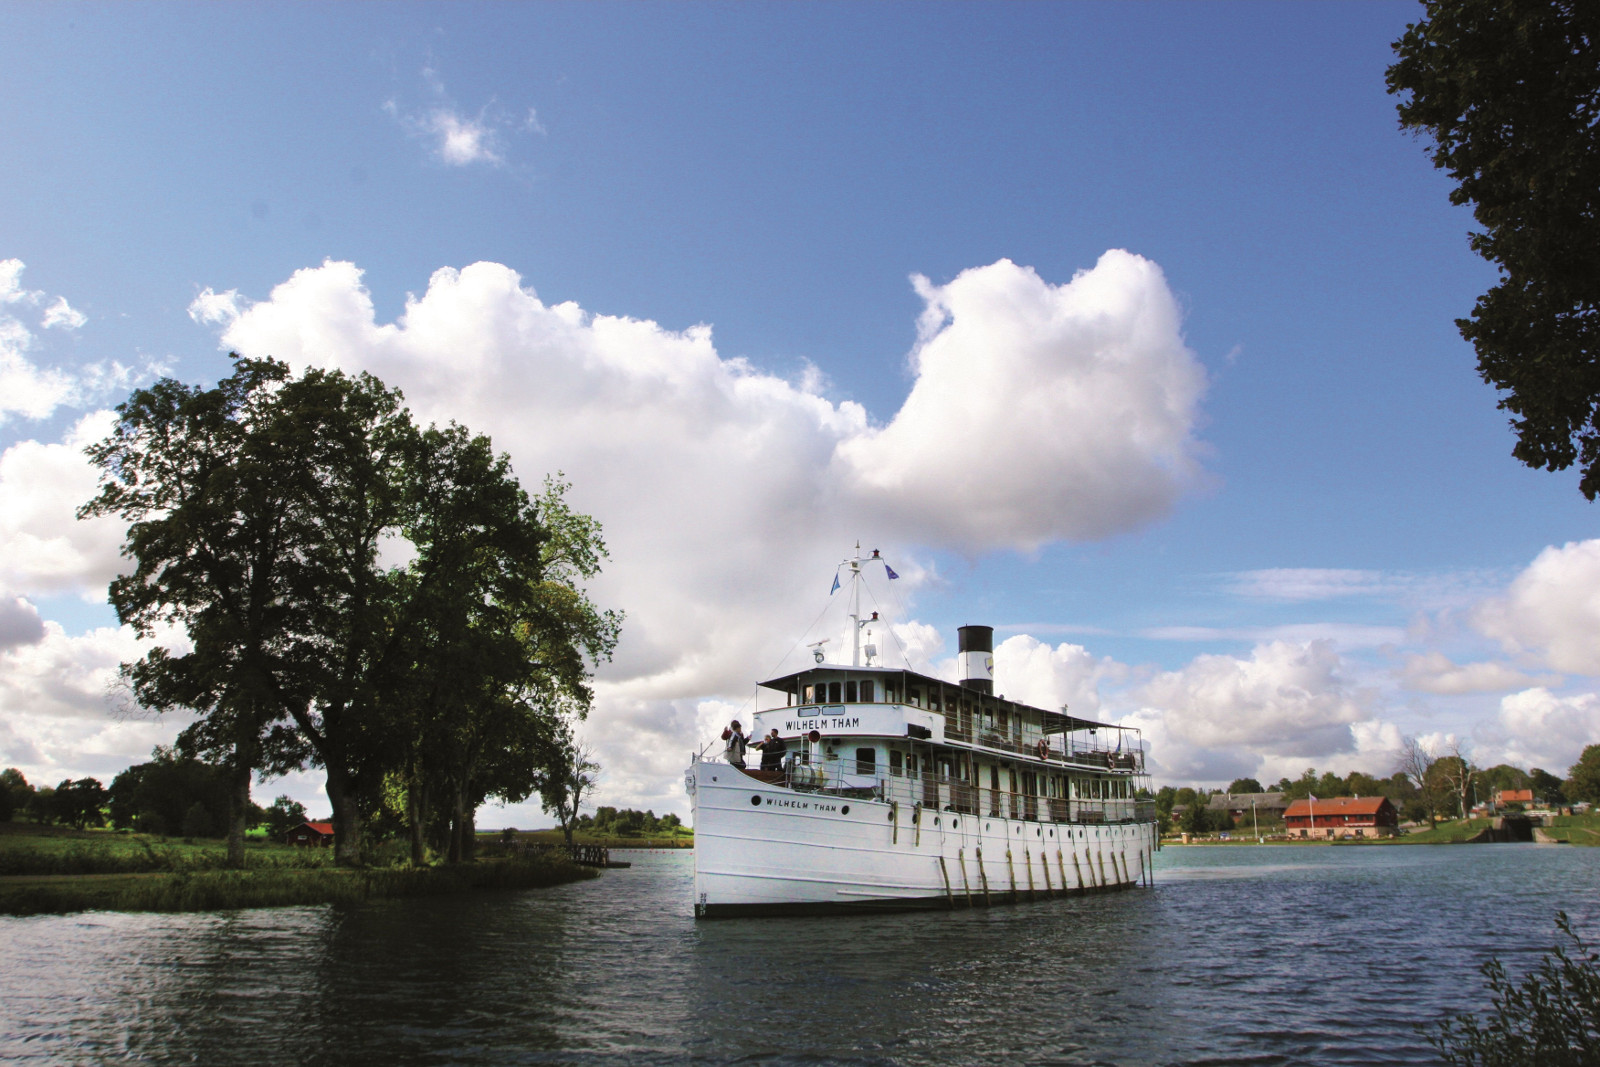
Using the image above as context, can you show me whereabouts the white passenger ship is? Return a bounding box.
[686,548,1157,918]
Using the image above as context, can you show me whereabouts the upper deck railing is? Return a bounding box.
[730,754,1152,825]
[777,699,1145,774]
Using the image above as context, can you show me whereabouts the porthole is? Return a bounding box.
[985,823,991,831]
[887,811,894,821]
[751,795,762,806]
[1036,828,1042,836]
[951,818,958,829]
[841,805,850,815]
[1048,830,1055,838]
[933,817,940,827]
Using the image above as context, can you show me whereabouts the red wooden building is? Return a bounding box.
[1283,796,1398,839]
[285,820,335,847]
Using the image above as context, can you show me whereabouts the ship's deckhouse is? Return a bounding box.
[748,657,1146,826]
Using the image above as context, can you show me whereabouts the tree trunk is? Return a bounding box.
[408,776,428,867]
[225,757,251,869]
[447,783,466,864]
[462,806,476,861]
[325,766,363,867]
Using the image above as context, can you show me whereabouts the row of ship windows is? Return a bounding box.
[793,680,1035,739]
[845,747,1130,799]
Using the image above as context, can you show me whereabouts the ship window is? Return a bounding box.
[828,681,841,703]
[803,684,817,704]
[846,680,858,703]
[909,687,921,706]
[889,750,902,776]
[860,680,874,702]
[885,684,896,703]
[856,748,875,774]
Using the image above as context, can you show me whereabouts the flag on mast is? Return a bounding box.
[830,573,840,595]
[884,564,899,580]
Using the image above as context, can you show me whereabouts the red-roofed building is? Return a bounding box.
[285,821,335,847]
[1494,788,1534,808]
[1283,796,1398,839]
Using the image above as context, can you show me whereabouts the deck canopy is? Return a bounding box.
[757,664,1131,739]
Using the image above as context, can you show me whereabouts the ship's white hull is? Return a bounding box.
[688,760,1157,918]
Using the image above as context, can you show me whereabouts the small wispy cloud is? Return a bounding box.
[386,65,539,168]
[1141,622,1407,649]
[40,296,86,331]
[1224,566,1506,610]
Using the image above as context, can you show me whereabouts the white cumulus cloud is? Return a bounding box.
[187,253,1209,809]
[836,253,1207,550]
[0,410,127,598]
[1474,539,1600,675]
[1398,651,1545,695]
[1490,687,1600,772]
[1122,640,1374,781]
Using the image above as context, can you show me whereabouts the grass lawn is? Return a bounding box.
[0,822,598,915]
[0,820,335,876]
[1542,812,1600,845]
[487,827,694,850]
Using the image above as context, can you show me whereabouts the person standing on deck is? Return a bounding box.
[757,729,786,772]
[722,721,750,769]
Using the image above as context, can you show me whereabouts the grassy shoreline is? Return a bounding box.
[1162,811,1600,846]
[0,823,599,916]
[0,857,597,917]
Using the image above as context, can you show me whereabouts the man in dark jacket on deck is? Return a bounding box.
[758,729,786,772]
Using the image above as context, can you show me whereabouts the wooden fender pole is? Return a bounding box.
[891,800,898,845]
[937,855,955,909]
[958,847,974,907]
[913,803,921,847]
[1006,848,1018,904]
[975,845,992,906]
[1121,850,1131,887]
[1057,848,1069,894]
[1072,850,1085,890]
[1025,847,1036,901]
[1097,847,1107,888]
[1041,850,1053,897]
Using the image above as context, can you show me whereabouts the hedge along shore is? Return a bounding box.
[0,855,598,917]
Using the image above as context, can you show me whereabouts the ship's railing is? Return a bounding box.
[737,755,1150,824]
[940,723,1145,771]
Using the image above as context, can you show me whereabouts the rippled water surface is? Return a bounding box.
[3,844,1599,1065]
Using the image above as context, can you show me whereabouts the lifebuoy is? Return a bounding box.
[1036,740,1049,760]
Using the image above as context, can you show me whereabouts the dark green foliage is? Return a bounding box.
[1568,744,1600,804]
[1427,912,1600,1066]
[108,750,231,836]
[1389,2,1600,497]
[263,795,307,839]
[576,807,680,837]
[51,779,108,830]
[0,768,31,822]
[1225,778,1263,795]
[1532,768,1568,805]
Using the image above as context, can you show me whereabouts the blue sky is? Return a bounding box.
[4,2,1597,818]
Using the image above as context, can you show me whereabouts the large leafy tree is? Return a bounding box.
[1567,743,1600,803]
[1388,2,1600,496]
[86,356,618,866]
[83,358,322,865]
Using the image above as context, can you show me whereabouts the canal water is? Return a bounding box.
[2,844,1598,1065]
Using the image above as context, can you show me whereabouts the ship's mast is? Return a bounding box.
[847,542,864,666]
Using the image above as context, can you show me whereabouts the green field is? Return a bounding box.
[487,827,694,850]
[0,822,597,915]
[1541,812,1600,845]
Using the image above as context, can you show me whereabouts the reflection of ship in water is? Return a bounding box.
[685,547,1157,918]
